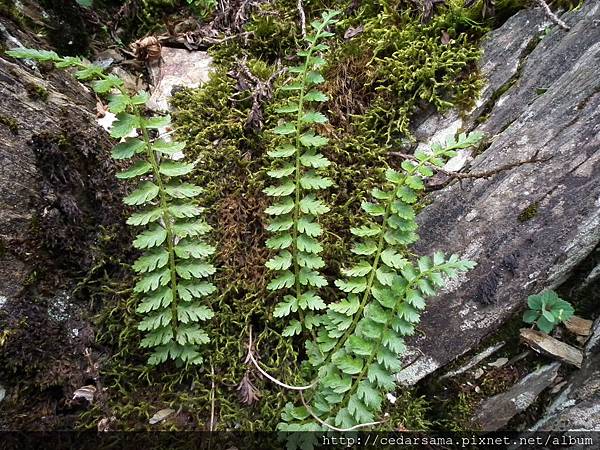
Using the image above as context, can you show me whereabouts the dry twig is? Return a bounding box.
[535,0,571,31]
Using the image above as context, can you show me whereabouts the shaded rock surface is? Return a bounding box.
[473,362,561,431]
[0,5,127,429]
[398,1,600,384]
[532,318,600,430]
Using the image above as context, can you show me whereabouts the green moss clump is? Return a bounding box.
[0,114,19,134]
[518,201,539,222]
[25,83,49,102]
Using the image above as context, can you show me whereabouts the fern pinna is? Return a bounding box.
[265,11,340,337]
[279,133,482,434]
[6,48,216,366]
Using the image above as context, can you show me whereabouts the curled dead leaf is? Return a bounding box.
[149,408,175,425]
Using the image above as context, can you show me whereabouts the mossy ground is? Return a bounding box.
[30,0,550,432]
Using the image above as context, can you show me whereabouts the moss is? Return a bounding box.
[0,114,19,134]
[25,82,49,102]
[518,201,539,222]
[0,0,26,28]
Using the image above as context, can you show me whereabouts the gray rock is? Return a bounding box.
[473,362,561,431]
[397,0,600,384]
[147,47,213,111]
[532,318,600,431]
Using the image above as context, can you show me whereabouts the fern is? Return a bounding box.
[265,11,340,336]
[6,47,216,366]
[279,132,483,433]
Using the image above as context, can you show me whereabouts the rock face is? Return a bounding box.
[0,7,127,429]
[398,1,600,384]
[532,318,600,430]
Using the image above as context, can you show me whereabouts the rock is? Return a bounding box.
[147,47,213,111]
[532,317,600,430]
[397,0,600,384]
[520,329,583,368]
[473,362,561,431]
[439,341,505,380]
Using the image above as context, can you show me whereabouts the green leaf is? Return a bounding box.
[304,90,328,102]
[164,183,203,199]
[280,82,303,91]
[176,325,210,345]
[144,115,171,129]
[297,217,322,237]
[367,362,396,390]
[134,268,170,293]
[297,252,325,269]
[341,261,372,277]
[392,201,415,220]
[350,224,381,237]
[357,380,383,410]
[382,329,406,354]
[267,270,295,290]
[268,144,296,158]
[74,65,104,80]
[380,249,408,270]
[263,180,296,196]
[405,175,424,190]
[275,103,299,114]
[107,94,131,114]
[351,240,378,256]
[348,394,375,423]
[137,288,173,313]
[536,315,555,334]
[168,203,202,219]
[267,164,295,179]
[376,267,397,286]
[372,286,397,309]
[330,295,360,315]
[110,113,140,138]
[300,173,333,190]
[126,207,162,226]
[177,304,214,323]
[132,248,169,273]
[302,111,328,124]
[335,277,367,293]
[177,281,216,301]
[266,233,293,250]
[396,186,418,203]
[298,292,326,311]
[265,197,295,215]
[299,195,330,215]
[306,71,325,85]
[377,348,402,372]
[152,139,186,156]
[138,309,172,331]
[406,288,426,310]
[159,161,195,177]
[385,169,404,184]
[298,269,327,288]
[133,225,167,249]
[523,309,539,324]
[92,75,123,93]
[397,302,420,323]
[334,354,363,375]
[111,138,145,159]
[174,241,215,259]
[273,122,296,135]
[267,216,294,232]
[176,262,216,279]
[6,47,60,61]
[417,278,435,296]
[273,295,298,317]
[140,327,173,348]
[265,251,293,271]
[172,221,212,238]
[283,320,302,336]
[116,160,151,179]
[297,234,323,253]
[300,152,330,170]
[300,132,329,148]
[365,303,391,324]
[124,181,159,205]
[361,201,385,216]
